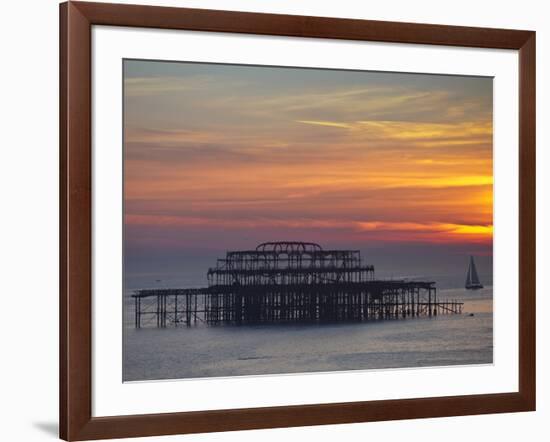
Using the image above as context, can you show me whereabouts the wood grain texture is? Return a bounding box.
[518,34,536,409]
[59,1,536,440]
[59,4,68,438]
[59,2,92,440]
[75,1,531,49]
[75,392,531,440]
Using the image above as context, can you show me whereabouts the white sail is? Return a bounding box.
[465,256,483,289]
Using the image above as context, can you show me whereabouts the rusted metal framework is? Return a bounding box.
[207,241,375,286]
[132,242,463,327]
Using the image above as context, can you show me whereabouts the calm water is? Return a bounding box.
[123,286,493,381]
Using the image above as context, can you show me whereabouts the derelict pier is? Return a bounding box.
[132,242,463,328]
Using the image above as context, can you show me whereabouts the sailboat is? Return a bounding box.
[465,255,483,290]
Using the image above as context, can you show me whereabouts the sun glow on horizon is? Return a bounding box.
[124,60,493,252]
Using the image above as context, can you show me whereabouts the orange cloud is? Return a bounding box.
[124,64,493,249]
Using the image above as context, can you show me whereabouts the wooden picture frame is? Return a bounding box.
[59,1,536,440]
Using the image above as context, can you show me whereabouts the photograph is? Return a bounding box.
[1,0,542,441]
[123,60,494,381]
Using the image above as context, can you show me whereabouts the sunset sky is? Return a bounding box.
[124,59,493,286]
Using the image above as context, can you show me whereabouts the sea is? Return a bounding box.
[123,273,493,382]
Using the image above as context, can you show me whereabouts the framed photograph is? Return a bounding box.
[60,1,536,440]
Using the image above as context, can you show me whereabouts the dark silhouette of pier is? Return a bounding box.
[132,242,463,328]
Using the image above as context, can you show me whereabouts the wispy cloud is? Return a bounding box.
[123,61,493,248]
[296,120,352,129]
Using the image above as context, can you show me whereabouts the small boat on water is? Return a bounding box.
[465,255,483,290]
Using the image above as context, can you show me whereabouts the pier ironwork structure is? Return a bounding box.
[132,242,463,328]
